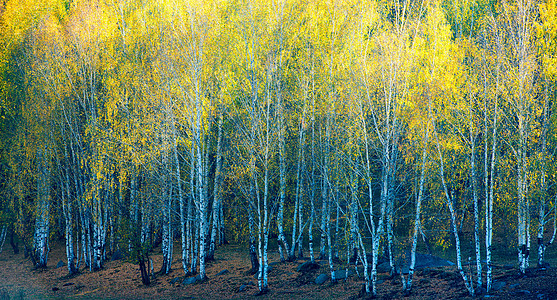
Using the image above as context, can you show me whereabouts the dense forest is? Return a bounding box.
[0,0,556,297]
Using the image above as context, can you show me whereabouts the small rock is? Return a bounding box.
[238,284,247,292]
[248,281,255,286]
[333,269,354,280]
[269,261,280,266]
[216,269,229,276]
[62,282,74,287]
[56,260,65,268]
[377,262,391,273]
[182,276,198,285]
[491,280,506,291]
[315,273,328,285]
[397,252,455,274]
[376,280,384,285]
[514,290,531,296]
[297,261,320,272]
[537,294,545,299]
[170,277,181,284]
[52,287,59,292]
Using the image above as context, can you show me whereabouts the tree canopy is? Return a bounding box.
[0,0,556,296]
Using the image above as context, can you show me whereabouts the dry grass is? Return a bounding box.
[1,241,556,299]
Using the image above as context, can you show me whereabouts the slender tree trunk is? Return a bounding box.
[386,185,395,276]
[92,175,104,271]
[550,200,556,246]
[248,199,259,274]
[277,123,290,262]
[485,122,497,290]
[360,102,382,297]
[484,25,500,292]
[0,226,6,254]
[34,147,50,268]
[470,129,482,290]
[160,151,173,275]
[60,143,77,274]
[537,80,550,268]
[436,129,474,296]
[320,172,328,260]
[511,0,534,276]
[258,154,270,293]
[297,172,304,259]
[130,175,138,251]
[188,142,196,274]
[309,111,316,263]
[333,188,340,260]
[197,140,207,280]
[275,21,290,261]
[518,138,529,274]
[405,119,430,293]
[64,193,76,274]
[79,206,88,270]
[169,115,187,274]
[208,114,224,261]
[141,183,152,249]
[291,112,306,260]
[349,173,359,265]
[323,112,335,282]
[179,156,188,274]
[219,195,226,245]
[358,228,370,294]
[291,144,301,259]
[191,207,199,274]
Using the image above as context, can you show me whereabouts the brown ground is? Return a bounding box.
[1,242,556,300]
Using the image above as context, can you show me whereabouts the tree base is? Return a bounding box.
[255,287,269,296]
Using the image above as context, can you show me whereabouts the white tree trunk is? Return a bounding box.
[277,129,290,261]
[436,130,474,296]
[306,45,317,264]
[470,130,482,290]
[484,26,500,293]
[537,80,550,268]
[34,147,50,268]
[170,119,187,274]
[0,226,6,254]
[60,145,77,274]
[209,114,224,261]
[406,118,429,292]
[349,173,359,266]
[161,152,173,275]
[198,146,207,280]
[320,172,328,260]
[188,143,196,274]
[291,115,306,259]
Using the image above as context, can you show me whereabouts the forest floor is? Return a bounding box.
[1,241,557,300]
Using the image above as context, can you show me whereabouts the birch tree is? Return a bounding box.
[534,0,557,269]
[499,0,537,274]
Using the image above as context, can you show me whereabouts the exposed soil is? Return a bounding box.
[0,242,556,299]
